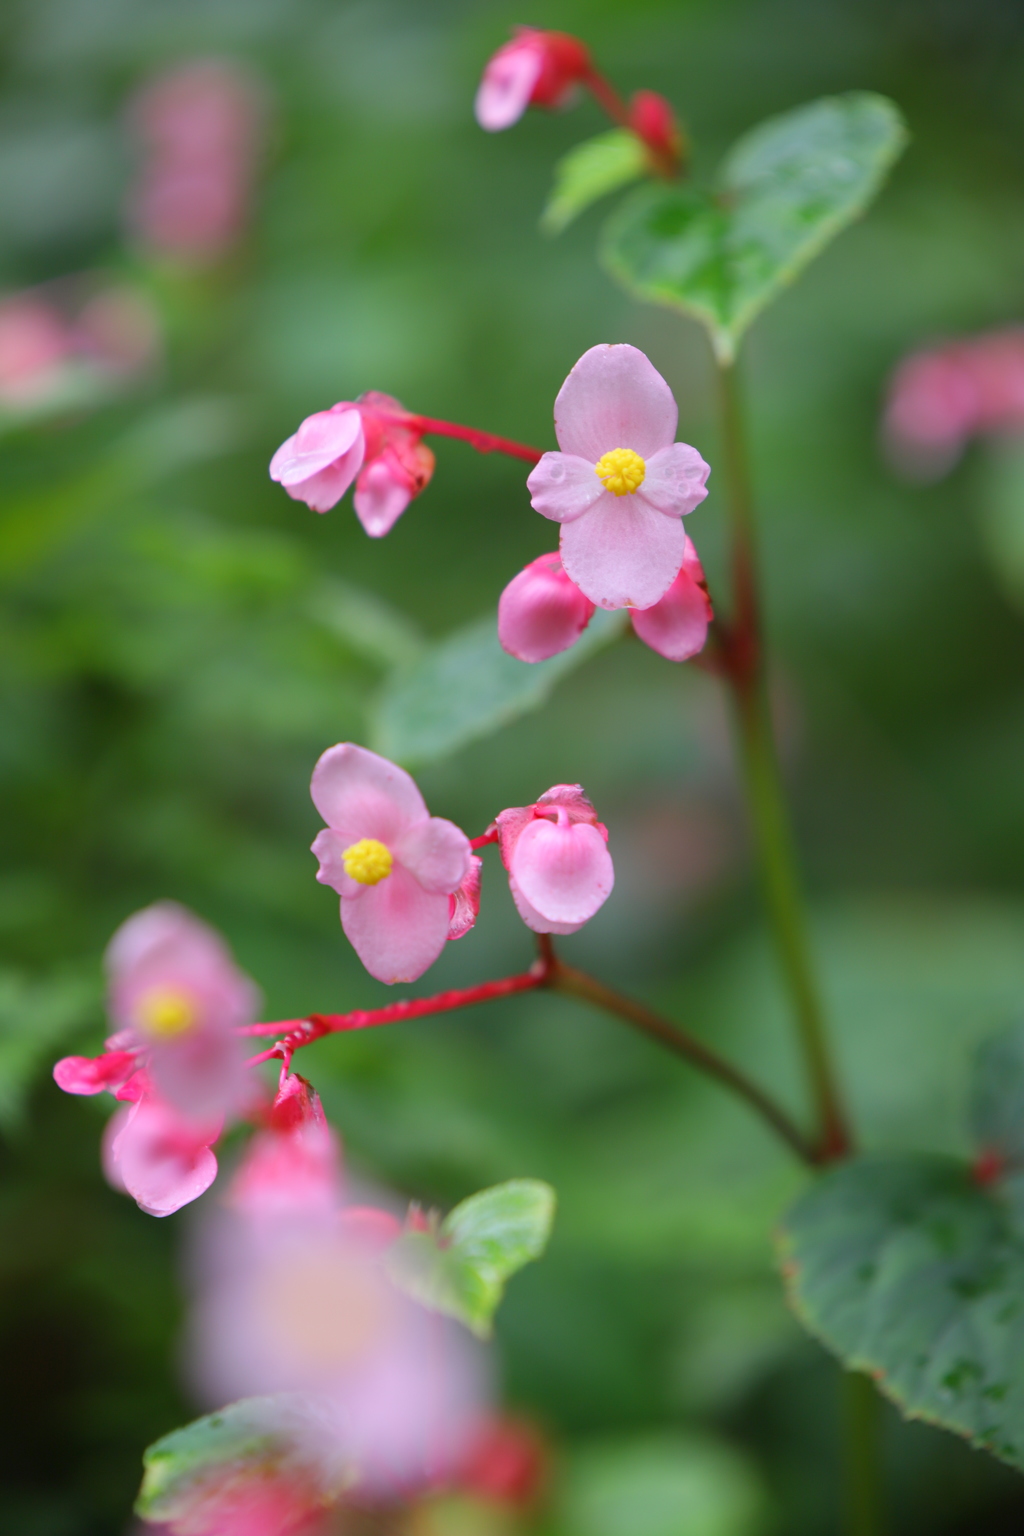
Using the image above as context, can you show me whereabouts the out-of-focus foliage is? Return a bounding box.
[4,0,1024,1532]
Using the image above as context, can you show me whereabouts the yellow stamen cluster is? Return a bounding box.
[342,837,394,886]
[595,447,646,497]
[137,988,197,1039]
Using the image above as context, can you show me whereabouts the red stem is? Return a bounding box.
[469,830,498,851]
[400,415,543,466]
[583,69,631,127]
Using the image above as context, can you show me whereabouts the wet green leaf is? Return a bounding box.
[542,129,649,236]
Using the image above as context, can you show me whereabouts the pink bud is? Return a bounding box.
[231,1074,341,1221]
[475,29,591,131]
[492,785,613,935]
[629,536,712,661]
[498,552,595,662]
[628,90,685,173]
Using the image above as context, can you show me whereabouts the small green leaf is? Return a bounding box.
[137,1395,350,1530]
[778,1154,1024,1472]
[370,608,627,768]
[387,1178,556,1338]
[559,1433,768,1536]
[542,128,649,236]
[603,93,907,361]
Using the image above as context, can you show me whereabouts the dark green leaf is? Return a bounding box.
[779,1154,1024,1471]
[137,1395,349,1531]
[971,1022,1024,1169]
[370,609,627,768]
[603,93,907,361]
[542,129,649,236]
[387,1178,556,1337]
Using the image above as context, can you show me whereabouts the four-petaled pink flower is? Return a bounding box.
[490,785,614,935]
[311,744,473,984]
[527,344,710,611]
[270,391,434,536]
[475,29,591,132]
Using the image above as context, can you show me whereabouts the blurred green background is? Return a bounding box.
[5,0,1024,1531]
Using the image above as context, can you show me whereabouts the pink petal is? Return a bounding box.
[340,865,452,984]
[526,452,605,523]
[630,537,713,662]
[311,827,363,898]
[535,784,602,825]
[269,408,365,514]
[560,493,687,610]
[53,1050,138,1095]
[508,873,585,935]
[353,453,414,537]
[448,855,482,941]
[310,743,427,845]
[394,816,471,895]
[107,1098,219,1216]
[474,40,543,131]
[148,1024,251,1125]
[553,344,678,462]
[510,817,614,926]
[636,442,711,518]
[498,553,595,662]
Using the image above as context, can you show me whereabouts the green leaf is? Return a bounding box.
[387,1178,556,1337]
[370,608,627,768]
[603,93,907,362]
[542,128,649,236]
[559,1433,769,1536]
[971,1022,1024,1169]
[0,968,98,1132]
[137,1395,350,1530]
[778,1154,1024,1472]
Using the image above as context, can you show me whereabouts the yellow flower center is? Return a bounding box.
[342,837,394,886]
[595,447,646,497]
[136,987,197,1039]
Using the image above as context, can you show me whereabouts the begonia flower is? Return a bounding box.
[475,29,591,132]
[311,744,473,984]
[490,785,613,935]
[270,391,434,535]
[103,1095,220,1217]
[527,344,710,610]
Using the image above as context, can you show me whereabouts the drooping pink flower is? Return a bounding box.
[527,345,710,610]
[103,1095,220,1217]
[475,29,591,131]
[311,744,473,984]
[270,391,435,535]
[629,537,713,661]
[498,552,596,663]
[490,785,613,935]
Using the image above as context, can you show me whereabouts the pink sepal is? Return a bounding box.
[53,1050,139,1096]
[629,535,713,662]
[448,855,482,941]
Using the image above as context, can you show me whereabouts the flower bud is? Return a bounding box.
[491,785,613,935]
[498,552,595,662]
[628,90,686,175]
[475,29,591,132]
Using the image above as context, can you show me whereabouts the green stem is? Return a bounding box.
[715,357,850,1160]
[843,1371,884,1536]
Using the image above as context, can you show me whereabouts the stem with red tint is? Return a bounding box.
[583,69,631,127]
[399,416,543,466]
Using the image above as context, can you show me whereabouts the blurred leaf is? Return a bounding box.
[558,1433,769,1536]
[603,93,907,361]
[0,968,98,1132]
[310,576,424,670]
[542,129,649,236]
[779,1153,1024,1473]
[371,609,627,767]
[971,1021,1024,1168]
[136,1394,349,1529]
[980,440,1024,610]
[387,1179,556,1338]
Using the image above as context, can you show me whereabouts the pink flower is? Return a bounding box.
[270,391,435,535]
[883,328,1024,480]
[0,295,71,405]
[498,539,712,664]
[527,345,710,610]
[311,744,473,984]
[490,785,613,935]
[231,1073,341,1223]
[475,29,591,132]
[103,1095,220,1217]
[498,552,596,663]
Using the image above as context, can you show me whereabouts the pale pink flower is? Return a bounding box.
[527,345,710,610]
[490,785,613,935]
[629,537,713,661]
[0,295,71,405]
[311,744,473,984]
[475,29,591,132]
[883,328,1024,480]
[103,1095,220,1217]
[270,391,434,535]
[498,552,596,663]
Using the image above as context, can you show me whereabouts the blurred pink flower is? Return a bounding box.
[74,283,161,376]
[475,28,591,131]
[311,744,473,984]
[490,785,613,934]
[103,1094,220,1217]
[527,344,710,610]
[270,391,435,534]
[884,327,1024,479]
[0,296,71,405]
[125,59,267,264]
